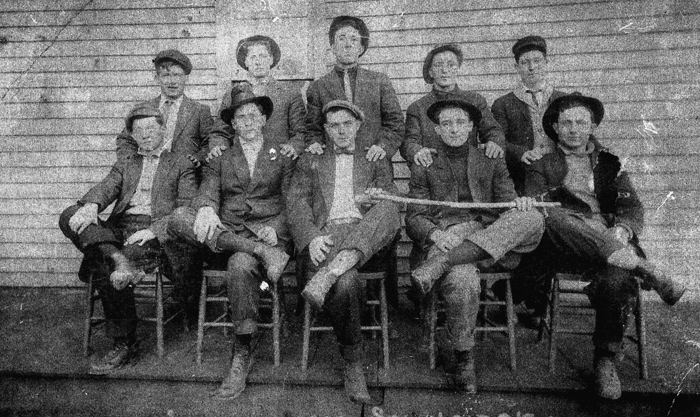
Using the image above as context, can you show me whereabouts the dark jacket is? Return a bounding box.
[401,86,505,163]
[80,151,198,241]
[305,67,405,158]
[523,142,644,239]
[116,95,213,164]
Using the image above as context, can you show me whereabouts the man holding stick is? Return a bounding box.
[405,98,545,393]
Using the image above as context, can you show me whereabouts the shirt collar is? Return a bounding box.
[137,145,166,158]
[334,64,358,76]
[558,140,595,156]
[514,81,553,106]
[159,94,183,107]
[432,84,462,98]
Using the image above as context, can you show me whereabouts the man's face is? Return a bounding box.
[324,109,361,151]
[131,116,165,152]
[429,51,460,89]
[434,107,473,147]
[331,25,363,66]
[156,63,188,100]
[233,103,266,141]
[245,43,273,79]
[515,50,548,88]
[553,106,596,152]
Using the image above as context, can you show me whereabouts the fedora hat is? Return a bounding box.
[220,88,274,126]
[542,92,604,141]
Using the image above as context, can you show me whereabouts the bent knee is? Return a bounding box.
[227,252,259,272]
[442,264,480,294]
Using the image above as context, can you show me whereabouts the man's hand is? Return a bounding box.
[305,142,324,155]
[521,149,543,165]
[69,203,99,234]
[125,229,156,246]
[365,145,386,162]
[257,226,278,246]
[609,225,632,243]
[414,147,437,167]
[187,154,201,168]
[481,141,504,159]
[513,196,537,211]
[309,235,334,266]
[206,145,227,163]
[279,143,299,160]
[193,206,222,243]
[430,229,463,253]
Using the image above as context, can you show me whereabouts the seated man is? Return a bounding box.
[522,92,685,399]
[58,103,198,372]
[167,90,293,400]
[287,100,401,405]
[406,99,544,393]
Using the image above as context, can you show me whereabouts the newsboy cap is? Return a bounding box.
[322,99,365,122]
[328,15,370,56]
[542,92,605,142]
[153,49,192,75]
[236,35,281,70]
[220,88,274,126]
[422,44,463,84]
[427,99,482,126]
[511,35,547,61]
[125,102,163,132]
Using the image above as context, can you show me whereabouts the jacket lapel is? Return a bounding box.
[151,151,177,212]
[114,156,144,215]
[354,68,370,106]
[173,95,194,141]
[319,153,336,211]
[467,146,485,202]
[230,138,252,186]
[248,137,275,192]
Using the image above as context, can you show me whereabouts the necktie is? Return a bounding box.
[162,100,173,125]
[527,90,540,107]
[343,69,353,102]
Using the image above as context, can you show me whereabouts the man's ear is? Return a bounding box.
[552,122,560,136]
[590,123,598,135]
[434,125,441,136]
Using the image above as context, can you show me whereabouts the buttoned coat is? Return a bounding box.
[116,95,213,164]
[192,136,295,240]
[405,142,517,259]
[286,149,398,252]
[401,86,505,163]
[79,151,198,241]
[305,68,405,158]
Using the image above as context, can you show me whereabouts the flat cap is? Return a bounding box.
[125,102,162,132]
[236,35,281,70]
[511,36,547,61]
[329,15,370,56]
[153,49,192,75]
[322,99,365,122]
[426,99,482,126]
[423,44,463,84]
[542,92,605,142]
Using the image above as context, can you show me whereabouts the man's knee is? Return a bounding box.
[226,252,259,276]
[441,264,480,298]
[168,207,197,236]
[590,265,637,302]
[58,204,81,237]
[333,270,362,298]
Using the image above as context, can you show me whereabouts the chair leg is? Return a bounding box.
[196,275,208,365]
[635,282,649,379]
[505,278,517,371]
[272,281,281,367]
[380,280,389,369]
[301,301,312,372]
[428,290,437,370]
[548,277,560,373]
[155,269,164,360]
[83,275,95,357]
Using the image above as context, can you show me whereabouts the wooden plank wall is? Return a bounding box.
[1,0,698,298]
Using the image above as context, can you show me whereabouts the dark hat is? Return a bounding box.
[511,36,547,61]
[423,44,463,84]
[235,35,281,70]
[220,88,274,126]
[125,102,163,132]
[542,92,605,141]
[322,99,365,122]
[328,15,370,56]
[427,99,482,126]
[153,49,192,75]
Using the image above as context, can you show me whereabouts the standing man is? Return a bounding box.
[406,99,544,394]
[305,15,405,162]
[116,49,213,166]
[208,35,306,160]
[287,100,401,405]
[167,90,293,400]
[492,36,567,195]
[401,44,505,167]
[59,103,198,372]
[522,92,685,400]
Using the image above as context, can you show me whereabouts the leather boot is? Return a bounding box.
[90,338,139,374]
[214,339,253,400]
[411,254,450,296]
[343,360,380,405]
[254,245,290,283]
[301,267,339,310]
[594,355,621,400]
[454,349,477,393]
[635,260,685,306]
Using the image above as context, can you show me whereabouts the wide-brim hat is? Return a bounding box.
[427,99,482,126]
[153,49,192,75]
[125,102,162,132]
[236,35,281,70]
[322,99,365,122]
[542,92,605,141]
[423,44,463,84]
[512,35,547,61]
[220,88,274,126]
[328,15,370,57]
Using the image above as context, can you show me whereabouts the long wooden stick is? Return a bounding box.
[357,193,561,209]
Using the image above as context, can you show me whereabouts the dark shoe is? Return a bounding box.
[90,339,139,373]
[635,261,686,306]
[302,267,339,310]
[594,356,621,400]
[255,245,290,283]
[411,254,450,296]
[344,361,380,405]
[454,349,476,393]
[213,349,253,400]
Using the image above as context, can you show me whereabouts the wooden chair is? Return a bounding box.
[428,271,517,371]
